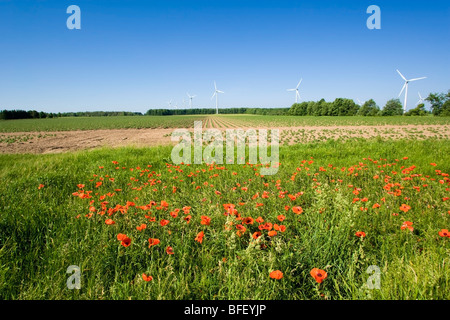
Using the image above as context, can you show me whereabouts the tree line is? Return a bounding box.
[1,90,448,120]
[144,107,289,116]
[289,90,450,117]
[0,110,142,120]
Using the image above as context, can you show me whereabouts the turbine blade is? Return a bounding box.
[214,81,217,90]
[398,83,406,97]
[296,78,303,89]
[211,92,216,100]
[217,90,224,94]
[397,69,407,81]
[409,77,427,82]
[287,89,295,91]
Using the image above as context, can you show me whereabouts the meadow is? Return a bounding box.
[0,137,449,300]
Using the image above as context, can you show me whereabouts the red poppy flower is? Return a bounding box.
[142,273,153,282]
[136,224,147,231]
[117,233,127,241]
[105,219,115,225]
[310,268,327,284]
[166,246,174,255]
[438,229,449,238]
[201,216,211,226]
[120,236,132,247]
[256,216,264,223]
[258,222,273,231]
[399,204,411,213]
[252,231,262,239]
[242,217,254,225]
[148,238,160,248]
[401,221,414,232]
[292,206,303,214]
[269,270,283,280]
[160,219,170,226]
[195,231,204,244]
[355,231,366,238]
[274,224,286,232]
[277,215,285,222]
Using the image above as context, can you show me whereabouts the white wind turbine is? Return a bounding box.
[417,92,426,106]
[357,99,365,107]
[211,81,224,114]
[187,92,196,109]
[397,69,427,113]
[287,78,302,103]
[167,100,172,109]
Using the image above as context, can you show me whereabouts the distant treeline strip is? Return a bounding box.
[144,108,289,116]
[1,90,449,120]
[0,110,142,120]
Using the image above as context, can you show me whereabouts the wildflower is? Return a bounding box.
[166,246,174,255]
[269,270,283,280]
[142,273,153,282]
[310,268,327,284]
[401,221,414,232]
[117,233,127,241]
[399,204,411,213]
[120,236,131,247]
[292,206,303,214]
[256,216,264,223]
[105,219,115,225]
[438,229,449,238]
[242,217,254,225]
[355,231,366,238]
[252,231,262,239]
[268,230,277,237]
[201,215,211,226]
[136,224,147,231]
[277,215,286,222]
[274,224,286,232]
[148,238,160,248]
[195,231,204,244]
[160,219,170,226]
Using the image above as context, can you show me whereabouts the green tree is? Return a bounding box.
[357,99,379,116]
[404,104,428,116]
[381,98,403,116]
[426,92,446,116]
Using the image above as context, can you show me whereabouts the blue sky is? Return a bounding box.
[0,0,449,113]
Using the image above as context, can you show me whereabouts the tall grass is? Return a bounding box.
[0,139,449,299]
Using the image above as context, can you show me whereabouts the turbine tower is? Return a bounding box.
[287,78,302,103]
[187,92,196,109]
[397,70,427,113]
[211,81,224,114]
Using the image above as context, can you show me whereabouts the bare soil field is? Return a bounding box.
[1,120,450,154]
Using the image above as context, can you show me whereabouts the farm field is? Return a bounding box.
[1,115,450,154]
[2,115,450,133]
[0,133,449,299]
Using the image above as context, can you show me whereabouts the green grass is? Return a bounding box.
[0,138,449,300]
[1,115,450,133]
